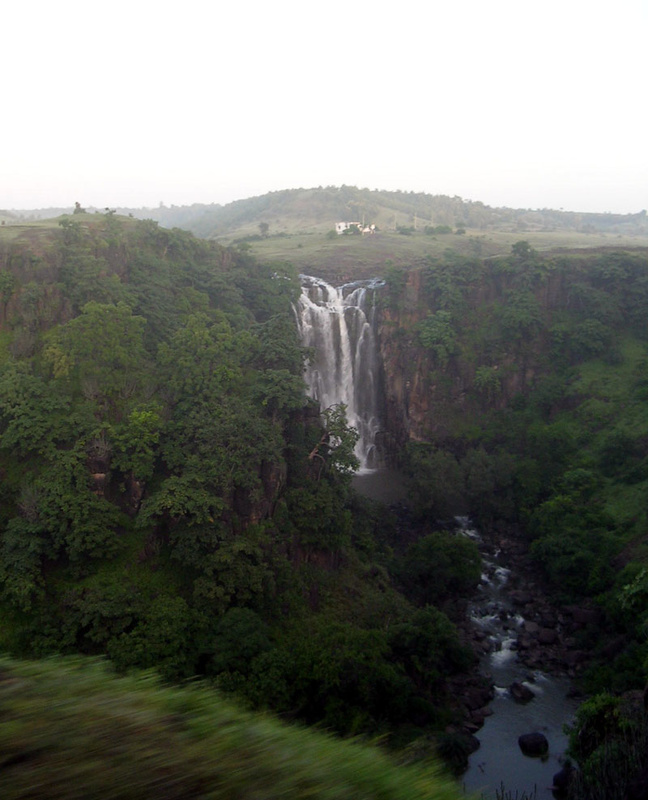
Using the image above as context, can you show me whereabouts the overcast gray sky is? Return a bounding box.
[3,0,646,213]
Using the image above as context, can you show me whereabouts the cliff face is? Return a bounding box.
[379,325,541,447]
[375,252,619,450]
[378,268,491,447]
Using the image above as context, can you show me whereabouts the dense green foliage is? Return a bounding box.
[0,655,462,800]
[386,245,648,683]
[0,215,476,760]
[380,244,648,796]
[563,691,648,800]
[3,215,648,793]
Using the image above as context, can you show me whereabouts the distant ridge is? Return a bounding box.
[6,186,648,238]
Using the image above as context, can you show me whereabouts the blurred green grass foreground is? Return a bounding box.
[0,656,463,800]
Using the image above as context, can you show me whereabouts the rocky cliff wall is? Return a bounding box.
[376,264,565,451]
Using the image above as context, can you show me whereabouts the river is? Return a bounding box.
[353,473,578,799]
[458,521,578,800]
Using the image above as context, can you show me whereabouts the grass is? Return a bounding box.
[0,655,466,800]
[0,213,139,245]
[232,228,648,282]
[2,214,647,285]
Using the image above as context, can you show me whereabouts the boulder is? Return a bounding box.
[564,605,602,626]
[510,681,535,703]
[552,763,575,798]
[463,720,481,734]
[538,628,557,645]
[464,686,493,710]
[540,611,558,628]
[563,650,586,667]
[510,590,533,606]
[470,710,485,727]
[518,732,549,757]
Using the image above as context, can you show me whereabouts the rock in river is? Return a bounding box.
[510,681,535,703]
[518,732,549,757]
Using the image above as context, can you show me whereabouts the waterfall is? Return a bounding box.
[295,275,384,471]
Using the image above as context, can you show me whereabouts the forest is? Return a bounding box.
[379,241,648,798]
[0,211,647,798]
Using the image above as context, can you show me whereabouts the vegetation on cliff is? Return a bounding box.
[0,214,477,762]
[380,243,648,796]
[382,244,648,670]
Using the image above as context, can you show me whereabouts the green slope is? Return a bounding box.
[0,655,464,800]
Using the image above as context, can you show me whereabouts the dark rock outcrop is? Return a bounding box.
[518,732,549,757]
[510,681,535,703]
[538,628,558,645]
[551,763,575,798]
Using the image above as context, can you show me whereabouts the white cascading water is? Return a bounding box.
[295,275,384,471]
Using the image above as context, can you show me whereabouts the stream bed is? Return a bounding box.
[351,473,580,799]
[460,522,578,799]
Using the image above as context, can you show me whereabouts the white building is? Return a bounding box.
[335,221,360,235]
[335,221,375,235]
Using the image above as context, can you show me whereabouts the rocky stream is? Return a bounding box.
[454,519,599,799]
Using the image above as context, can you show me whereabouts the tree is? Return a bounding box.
[417,311,457,366]
[499,290,542,340]
[43,301,148,411]
[473,366,502,405]
[0,270,17,323]
[404,444,464,519]
[307,404,359,479]
[206,607,271,677]
[107,596,199,680]
[277,481,353,552]
[395,531,481,606]
[110,406,163,482]
[388,606,473,688]
[0,364,80,458]
[258,221,270,238]
[511,240,536,262]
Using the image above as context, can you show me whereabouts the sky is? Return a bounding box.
[3,0,646,214]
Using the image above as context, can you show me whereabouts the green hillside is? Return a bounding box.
[135,187,648,280]
[137,186,648,238]
[380,243,648,689]
[8,187,648,285]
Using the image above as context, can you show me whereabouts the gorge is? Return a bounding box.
[297,271,583,798]
[293,247,648,800]
[1,214,647,800]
